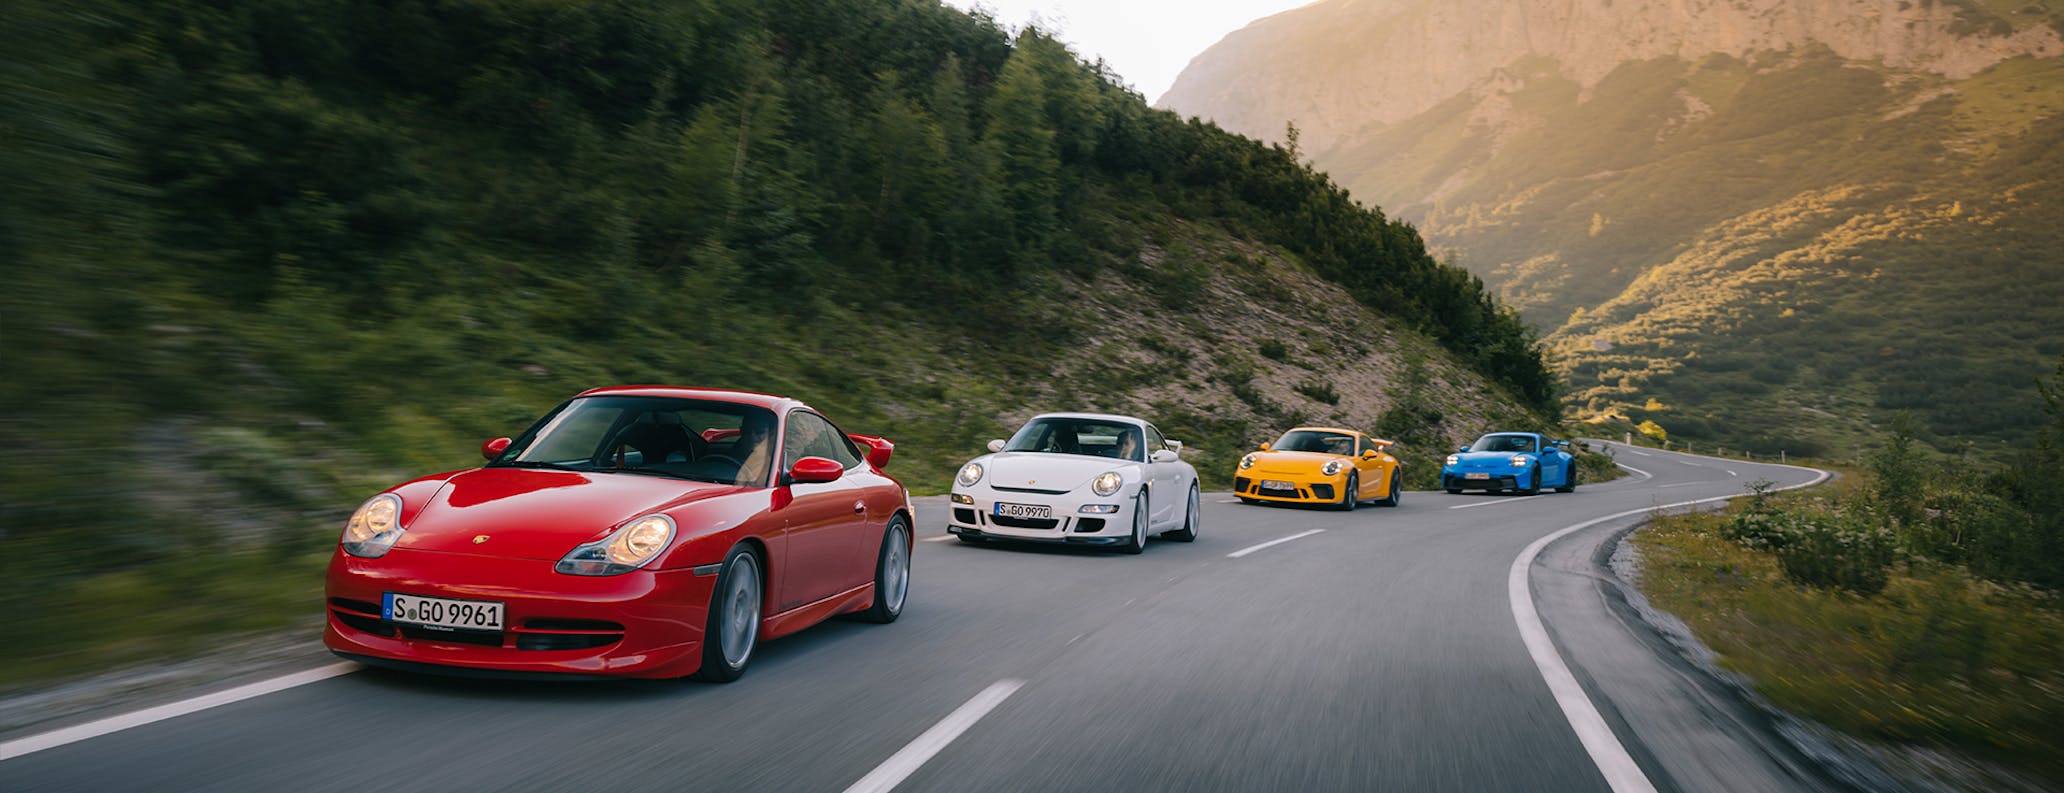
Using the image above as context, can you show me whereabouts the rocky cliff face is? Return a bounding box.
[1161,0,2061,149]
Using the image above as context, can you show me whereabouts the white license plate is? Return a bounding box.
[385,593,504,631]
[993,502,1054,519]
[1465,472,1491,480]
[1261,480,1294,490]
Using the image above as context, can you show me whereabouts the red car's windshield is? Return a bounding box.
[492,396,780,487]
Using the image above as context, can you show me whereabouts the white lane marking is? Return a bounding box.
[1658,483,1700,489]
[1727,470,1739,477]
[0,662,360,762]
[1450,495,1543,510]
[1508,464,1830,793]
[1216,498,1243,504]
[1226,529,1326,559]
[1625,449,1652,457]
[840,678,1024,793]
[923,535,956,543]
[1614,463,1653,482]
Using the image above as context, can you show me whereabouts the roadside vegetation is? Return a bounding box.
[0,0,1556,687]
[1631,356,2064,787]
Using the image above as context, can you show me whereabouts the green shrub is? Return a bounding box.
[1723,509,1795,551]
[1293,379,1340,404]
[1574,444,1620,483]
[1774,512,1900,596]
[1257,338,1291,362]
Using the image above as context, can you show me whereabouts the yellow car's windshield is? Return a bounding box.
[1272,430,1354,455]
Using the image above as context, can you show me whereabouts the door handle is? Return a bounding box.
[852,501,867,515]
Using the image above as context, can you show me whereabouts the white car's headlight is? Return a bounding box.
[1445,454,1461,466]
[341,494,405,558]
[1321,459,1348,476]
[1511,455,1531,467]
[957,462,985,487]
[1239,453,1257,470]
[557,515,676,576]
[1092,471,1123,496]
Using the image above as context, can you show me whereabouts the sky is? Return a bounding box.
[940,0,1315,103]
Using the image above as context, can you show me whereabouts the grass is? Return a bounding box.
[1632,495,2064,786]
[3,554,329,689]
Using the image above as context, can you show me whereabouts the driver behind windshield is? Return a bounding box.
[729,412,777,487]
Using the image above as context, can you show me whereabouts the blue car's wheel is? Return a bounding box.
[1520,468,1541,496]
[1557,466,1578,493]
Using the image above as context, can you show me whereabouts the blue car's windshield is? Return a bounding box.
[1470,434,1538,453]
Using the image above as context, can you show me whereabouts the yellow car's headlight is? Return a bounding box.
[1321,459,1348,476]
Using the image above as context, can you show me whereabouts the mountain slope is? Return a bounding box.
[1163,0,2064,456]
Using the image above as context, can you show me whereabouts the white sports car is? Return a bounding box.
[947,412,1201,554]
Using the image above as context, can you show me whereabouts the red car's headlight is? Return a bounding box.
[556,515,675,576]
[341,494,405,558]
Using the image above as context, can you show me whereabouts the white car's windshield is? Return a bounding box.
[491,396,780,487]
[1004,418,1144,462]
[1470,434,1538,453]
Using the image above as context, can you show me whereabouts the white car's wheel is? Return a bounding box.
[1165,484,1200,541]
[1119,492,1147,554]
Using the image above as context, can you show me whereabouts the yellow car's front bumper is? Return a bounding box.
[1233,472,1348,504]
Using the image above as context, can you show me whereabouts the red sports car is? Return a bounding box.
[324,386,913,681]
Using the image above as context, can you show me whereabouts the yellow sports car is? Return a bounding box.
[1234,427,1403,510]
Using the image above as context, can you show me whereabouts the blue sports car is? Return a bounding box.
[1442,432,1577,495]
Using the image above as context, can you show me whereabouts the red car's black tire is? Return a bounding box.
[857,516,911,624]
[693,544,762,683]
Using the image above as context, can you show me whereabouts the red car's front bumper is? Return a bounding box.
[323,547,715,679]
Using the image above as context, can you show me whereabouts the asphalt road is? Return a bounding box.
[2,444,1832,793]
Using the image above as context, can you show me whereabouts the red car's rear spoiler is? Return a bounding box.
[848,433,894,470]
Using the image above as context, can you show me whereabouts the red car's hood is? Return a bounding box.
[394,467,744,560]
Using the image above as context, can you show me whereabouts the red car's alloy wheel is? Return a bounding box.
[695,545,761,682]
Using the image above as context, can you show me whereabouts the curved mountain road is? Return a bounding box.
[2,444,1837,793]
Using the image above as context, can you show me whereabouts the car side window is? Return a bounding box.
[1143,424,1166,455]
[784,411,861,469]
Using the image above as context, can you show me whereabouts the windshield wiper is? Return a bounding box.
[606,466,726,483]
[491,460,587,472]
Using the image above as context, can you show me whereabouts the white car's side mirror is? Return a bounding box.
[1165,439,1183,453]
[1150,449,1178,463]
[986,439,1006,453]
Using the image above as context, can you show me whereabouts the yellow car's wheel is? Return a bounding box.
[1335,472,1359,511]
[1376,470,1401,507]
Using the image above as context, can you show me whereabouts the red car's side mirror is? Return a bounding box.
[787,456,844,484]
[848,433,894,470]
[481,437,512,461]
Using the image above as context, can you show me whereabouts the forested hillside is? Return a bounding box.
[0,0,1552,681]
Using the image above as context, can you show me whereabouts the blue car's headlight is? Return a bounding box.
[1511,455,1531,467]
[1445,454,1460,466]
